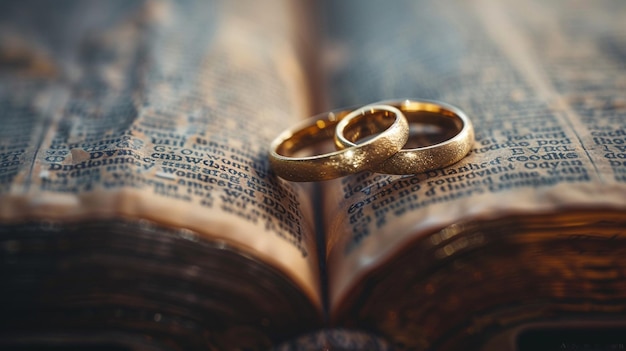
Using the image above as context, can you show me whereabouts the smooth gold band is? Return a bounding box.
[335,99,474,175]
[269,105,409,182]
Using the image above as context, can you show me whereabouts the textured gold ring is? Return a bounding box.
[269,105,409,182]
[335,99,474,174]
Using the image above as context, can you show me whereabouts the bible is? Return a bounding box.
[1,0,626,350]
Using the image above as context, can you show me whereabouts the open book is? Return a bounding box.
[1,0,626,350]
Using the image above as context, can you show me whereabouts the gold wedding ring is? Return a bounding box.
[335,99,474,174]
[269,105,409,182]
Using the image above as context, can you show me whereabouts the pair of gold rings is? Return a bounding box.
[269,99,475,182]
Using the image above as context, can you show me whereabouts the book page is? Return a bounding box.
[322,0,626,314]
[0,0,321,306]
